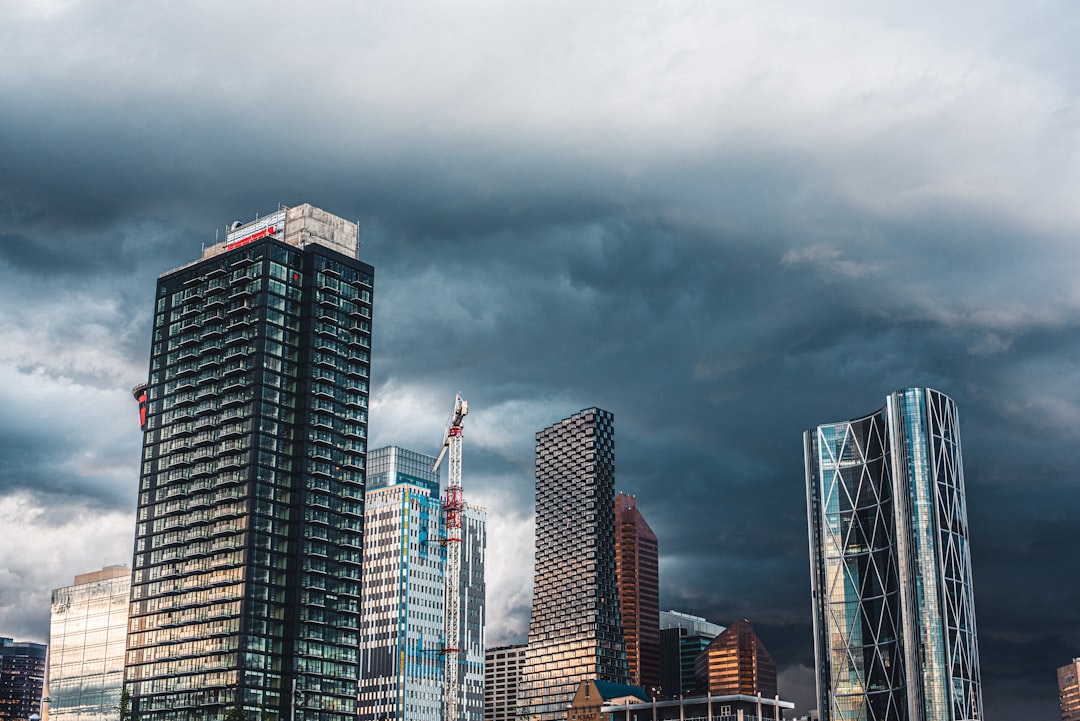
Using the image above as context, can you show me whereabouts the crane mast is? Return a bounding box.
[433,393,467,721]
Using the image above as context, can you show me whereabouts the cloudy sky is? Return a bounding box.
[2,0,1079,717]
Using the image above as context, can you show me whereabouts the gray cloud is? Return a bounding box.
[1,1,1079,716]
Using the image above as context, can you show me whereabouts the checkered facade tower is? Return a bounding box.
[518,408,628,721]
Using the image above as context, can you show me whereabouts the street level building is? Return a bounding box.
[519,408,629,721]
[49,566,131,721]
[1060,658,1080,721]
[614,494,660,697]
[0,638,47,721]
[658,611,724,699]
[358,446,486,721]
[125,204,373,721]
[568,680,648,721]
[485,644,527,721]
[694,619,776,699]
[805,388,983,721]
[597,693,794,721]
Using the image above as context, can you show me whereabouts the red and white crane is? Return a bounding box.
[432,392,468,721]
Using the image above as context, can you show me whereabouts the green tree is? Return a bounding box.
[224,706,247,721]
[118,687,133,721]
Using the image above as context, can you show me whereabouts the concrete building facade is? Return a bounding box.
[485,644,527,721]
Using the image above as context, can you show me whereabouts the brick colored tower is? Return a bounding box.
[614,493,661,696]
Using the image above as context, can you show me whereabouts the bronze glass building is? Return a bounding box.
[693,619,776,698]
[614,493,660,696]
[126,205,372,721]
[518,408,628,721]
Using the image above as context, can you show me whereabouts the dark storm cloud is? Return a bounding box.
[2,1,1080,716]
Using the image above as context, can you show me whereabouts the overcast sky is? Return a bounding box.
[2,1,1079,717]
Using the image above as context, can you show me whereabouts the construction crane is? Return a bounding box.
[432,392,468,721]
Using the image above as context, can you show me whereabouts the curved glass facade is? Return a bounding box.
[805,388,982,721]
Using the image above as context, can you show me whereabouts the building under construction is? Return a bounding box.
[357,445,486,721]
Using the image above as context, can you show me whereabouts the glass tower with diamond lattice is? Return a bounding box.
[804,388,982,721]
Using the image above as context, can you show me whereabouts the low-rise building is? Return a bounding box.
[569,680,649,721]
[485,644,527,721]
[598,693,794,721]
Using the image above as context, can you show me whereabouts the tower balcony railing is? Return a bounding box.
[194,385,220,402]
[192,416,217,434]
[220,359,247,376]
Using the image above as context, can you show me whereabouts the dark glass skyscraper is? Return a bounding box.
[0,638,47,721]
[519,408,628,721]
[805,388,982,721]
[126,204,372,721]
[658,611,723,699]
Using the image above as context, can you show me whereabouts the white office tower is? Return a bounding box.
[358,446,486,721]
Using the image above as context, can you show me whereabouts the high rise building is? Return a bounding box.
[0,638,47,721]
[658,611,723,699]
[485,644,527,721]
[805,388,982,721]
[693,619,776,698]
[1060,658,1080,721]
[126,204,372,721]
[519,408,628,721]
[358,446,486,721]
[49,566,131,721]
[614,494,660,696]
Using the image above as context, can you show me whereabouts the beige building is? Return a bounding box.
[485,644,527,721]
